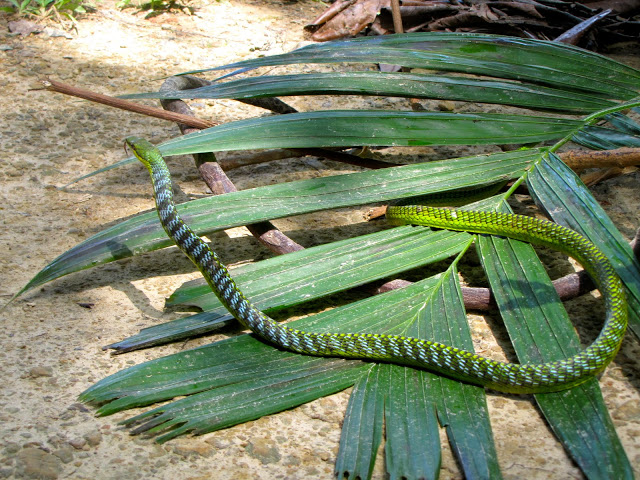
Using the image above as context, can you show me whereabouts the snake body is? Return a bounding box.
[126,136,627,393]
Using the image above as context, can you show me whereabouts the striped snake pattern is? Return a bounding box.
[126,136,627,393]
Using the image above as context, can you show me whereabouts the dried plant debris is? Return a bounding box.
[305,0,391,41]
[306,0,640,49]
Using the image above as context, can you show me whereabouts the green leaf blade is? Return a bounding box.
[424,267,502,480]
[536,382,634,480]
[157,111,580,154]
[122,72,614,114]
[385,367,441,480]
[171,227,469,311]
[82,275,445,415]
[187,33,640,97]
[335,365,387,480]
[129,357,365,443]
[573,126,640,150]
[23,149,536,294]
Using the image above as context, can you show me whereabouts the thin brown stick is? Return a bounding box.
[390,0,404,33]
[159,76,304,255]
[559,147,640,170]
[554,9,612,45]
[375,263,597,311]
[41,77,395,171]
[40,78,217,130]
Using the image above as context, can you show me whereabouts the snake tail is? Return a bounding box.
[126,136,627,394]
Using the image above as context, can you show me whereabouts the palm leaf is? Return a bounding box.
[150,111,581,154]
[574,125,640,149]
[20,149,534,295]
[121,71,614,114]
[62,110,571,186]
[20,34,640,478]
[422,266,500,479]
[336,259,501,480]
[335,364,387,479]
[185,32,640,97]
[84,273,448,435]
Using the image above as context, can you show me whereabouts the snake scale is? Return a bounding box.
[126,136,627,393]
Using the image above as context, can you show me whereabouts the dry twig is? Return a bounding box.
[40,78,217,129]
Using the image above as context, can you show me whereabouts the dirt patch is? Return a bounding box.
[1,3,639,478]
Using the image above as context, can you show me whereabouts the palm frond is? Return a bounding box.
[22,34,640,479]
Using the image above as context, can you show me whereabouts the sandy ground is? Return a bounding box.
[1,1,640,478]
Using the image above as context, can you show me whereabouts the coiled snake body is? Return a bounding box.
[126,136,627,394]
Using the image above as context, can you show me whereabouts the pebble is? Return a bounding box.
[67,438,86,450]
[613,400,640,422]
[245,438,281,465]
[16,448,62,480]
[28,366,53,378]
[437,100,456,111]
[52,447,74,464]
[205,437,231,449]
[83,431,102,447]
[3,443,20,455]
[0,467,14,478]
[171,442,213,458]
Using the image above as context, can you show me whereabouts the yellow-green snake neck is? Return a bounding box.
[126,136,627,394]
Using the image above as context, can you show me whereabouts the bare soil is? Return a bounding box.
[1,2,639,478]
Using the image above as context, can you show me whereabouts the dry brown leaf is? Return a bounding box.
[310,0,391,42]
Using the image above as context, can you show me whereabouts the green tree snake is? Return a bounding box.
[126,136,627,394]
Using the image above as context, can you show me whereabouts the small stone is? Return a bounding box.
[0,467,14,478]
[613,400,640,422]
[305,466,321,476]
[67,438,86,450]
[83,431,102,447]
[8,20,43,36]
[171,442,213,458]
[3,443,20,455]
[68,403,90,413]
[16,448,62,479]
[42,27,73,39]
[436,100,456,111]
[52,447,74,464]
[283,455,301,466]
[245,438,281,465]
[29,366,53,378]
[58,411,74,421]
[204,437,230,449]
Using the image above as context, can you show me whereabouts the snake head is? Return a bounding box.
[124,136,160,169]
